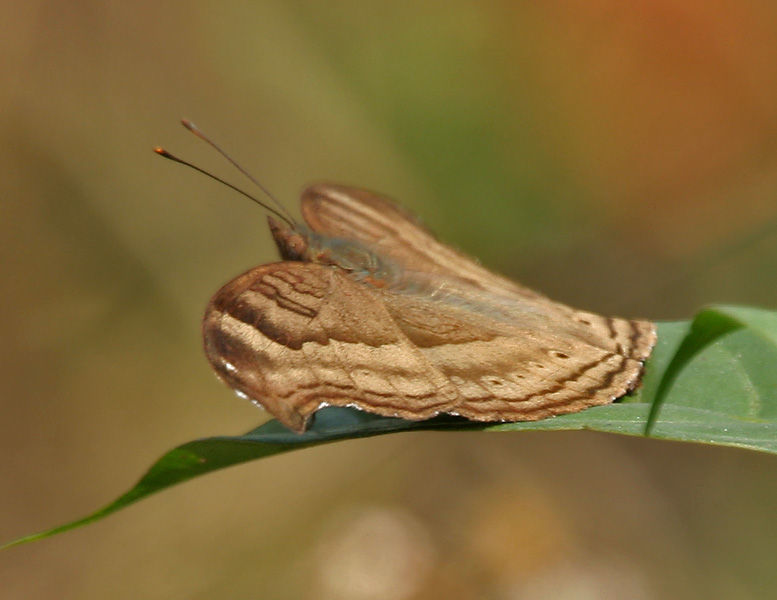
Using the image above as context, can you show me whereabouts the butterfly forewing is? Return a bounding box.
[203,261,461,432]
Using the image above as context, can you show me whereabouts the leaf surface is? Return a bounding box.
[5,305,777,548]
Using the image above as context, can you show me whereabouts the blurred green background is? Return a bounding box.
[3,2,777,598]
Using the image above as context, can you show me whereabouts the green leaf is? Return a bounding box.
[4,304,777,549]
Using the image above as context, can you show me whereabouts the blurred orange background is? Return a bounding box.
[2,2,777,598]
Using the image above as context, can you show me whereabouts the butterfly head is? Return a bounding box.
[268,216,310,261]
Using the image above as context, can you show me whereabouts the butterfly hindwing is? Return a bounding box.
[378,289,649,422]
[300,184,547,300]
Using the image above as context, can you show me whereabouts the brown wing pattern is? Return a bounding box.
[378,290,654,423]
[203,266,654,431]
[203,262,460,432]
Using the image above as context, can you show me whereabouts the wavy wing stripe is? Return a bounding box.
[206,309,458,425]
[447,351,617,407]
[451,354,642,422]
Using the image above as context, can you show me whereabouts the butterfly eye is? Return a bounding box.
[284,232,309,260]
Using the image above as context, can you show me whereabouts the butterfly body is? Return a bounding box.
[204,184,656,433]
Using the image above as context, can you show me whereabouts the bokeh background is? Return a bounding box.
[3,2,777,598]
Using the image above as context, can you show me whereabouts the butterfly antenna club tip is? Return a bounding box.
[181,118,205,138]
[154,147,176,159]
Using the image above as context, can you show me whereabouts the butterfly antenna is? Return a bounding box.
[153,147,296,228]
[180,119,295,225]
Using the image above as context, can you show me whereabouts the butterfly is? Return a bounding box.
[201,184,656,433]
